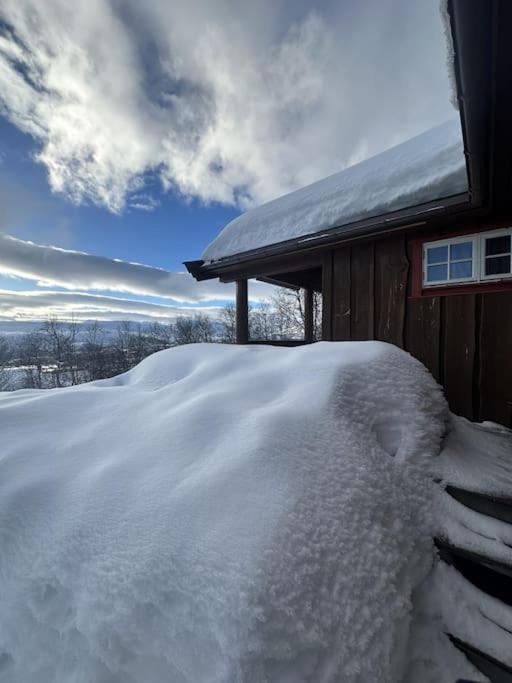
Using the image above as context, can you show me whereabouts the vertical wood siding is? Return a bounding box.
[374,237,409,348]
[350,243,375,340]
[479,293,512,426]
[332,248,351,340]
[326,235,512,427]
[442,295,477,420]
[404,297,442,383]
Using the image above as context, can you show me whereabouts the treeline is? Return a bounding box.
[0,289,321,391]
[0,315,220,390]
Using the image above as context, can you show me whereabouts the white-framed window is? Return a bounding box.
[423,235,477,286]
[480,229,512,280]
[423,228,512,287]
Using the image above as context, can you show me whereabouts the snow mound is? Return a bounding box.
[0,342,449,683]
[202,118,467,261]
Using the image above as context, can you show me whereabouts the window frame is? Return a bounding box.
[421,228,512,289]
[479,227,512,282]
[423,234,478,287]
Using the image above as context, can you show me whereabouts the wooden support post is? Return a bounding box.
[304,288,314,343]
[236,279,249,344]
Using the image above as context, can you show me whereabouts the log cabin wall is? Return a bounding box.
[322,234,512,427]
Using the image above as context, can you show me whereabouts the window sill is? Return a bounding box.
[410,278,512,299]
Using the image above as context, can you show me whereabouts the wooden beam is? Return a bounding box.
[256,276,300,291]
[332,247,351,340]
[304,288,314,343]
[235,279,249,344]
[322,251,334,340]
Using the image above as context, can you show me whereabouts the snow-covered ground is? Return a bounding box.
[202,118,467,261]
[0,342,510,682]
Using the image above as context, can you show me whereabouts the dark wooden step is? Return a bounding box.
[446,486,512,526]
[436,539,512,606]
[449,634,512,683]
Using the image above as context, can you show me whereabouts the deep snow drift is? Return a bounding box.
[0,342,510,682]
[202,118,467,261]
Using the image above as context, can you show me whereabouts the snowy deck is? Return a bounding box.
[0,342,511,682]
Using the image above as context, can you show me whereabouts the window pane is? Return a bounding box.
[427,264,448,282]
[450,261,472,279]
[427,245,448,264]
[485,255,511,276]
[450,241,473,260]
[485,235,511,256]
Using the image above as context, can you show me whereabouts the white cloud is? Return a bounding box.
[0,0,455,213]
[129,194,161,212]
[0,233,272,302]
[0,288,219,323]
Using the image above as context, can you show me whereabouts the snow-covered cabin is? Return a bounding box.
[186,0,512,429]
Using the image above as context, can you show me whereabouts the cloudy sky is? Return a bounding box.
[0,0,456,324]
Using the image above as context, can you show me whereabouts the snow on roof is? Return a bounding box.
[4,341,512,680]
[202,117,467,262]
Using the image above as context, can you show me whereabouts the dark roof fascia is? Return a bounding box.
[184,192,471,280]
[449,0,493,209]
[183,259,207,280]
[486,0,512,210]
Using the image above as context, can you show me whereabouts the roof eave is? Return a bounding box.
[185,192,471,280]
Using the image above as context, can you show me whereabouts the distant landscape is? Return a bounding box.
[0,290,321,390]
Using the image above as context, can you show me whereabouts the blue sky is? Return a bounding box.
[0,115,243,319]
[0,116,239,271]
[0,112,250,322]
[0,0,455,323]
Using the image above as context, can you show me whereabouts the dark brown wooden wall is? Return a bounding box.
[323,235,512,427]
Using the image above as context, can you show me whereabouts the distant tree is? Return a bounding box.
[0,335,11,390]
[269,288,322,340]
[145,322,175,353]
[174,314,215,345]
[193,313,215,342]
[3,296,321,392]
[111,321,134,375]
[312,291,322,340]
[249,302,276,340]
[220,303,236,343]
[82,321,108,381]
[41,317,79,387]
[222,289,322,344]
[173,317,195,345]
[128,323,149,367]
[18,331,45,388]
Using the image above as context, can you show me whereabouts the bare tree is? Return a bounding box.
[173,317,195,345]
[145,322,175,353]
[222,289,322,344]
[269,288,322,340]
[174,314,215,345]
[0,335,11,390]
[249,302,276,340]
[2,298,323,392]
[82,321,108,381]
[41,317,79,387]
[18,331,45,388]
[193,313,215,342]
[129,323,149,367]
[220,303,236,343]
[112,321,134,375]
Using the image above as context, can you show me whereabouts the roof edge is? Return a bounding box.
[185,192,471,280]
